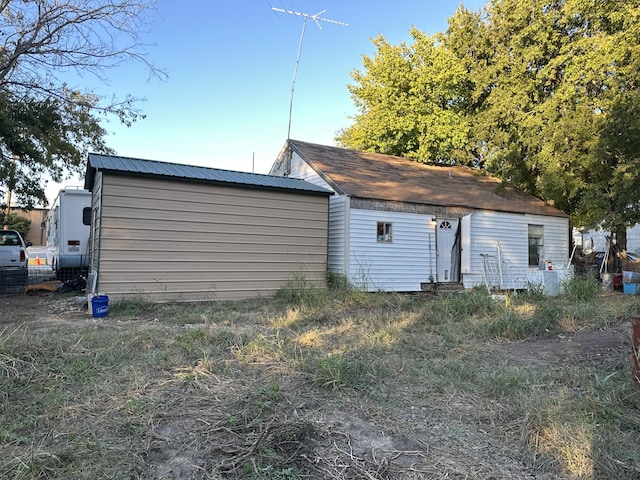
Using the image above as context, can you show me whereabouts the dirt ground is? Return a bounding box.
[0,291,90,328]
[0,292,636,479]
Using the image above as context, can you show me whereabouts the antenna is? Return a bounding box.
[271,7,348,139]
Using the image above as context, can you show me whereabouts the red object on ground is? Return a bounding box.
[614,273,623,288]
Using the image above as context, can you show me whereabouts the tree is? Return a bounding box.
[337,28,473,164]
[338,0,640,239]
[0,212,30,238]
[472,0,640,238]
[0,0,165,210]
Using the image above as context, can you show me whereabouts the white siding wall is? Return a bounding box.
[463,211,569,289]
[291,152,334,190]
[289,151,350,276]
[328,195,347,274]
[348,209,432,291]
[278,150,571,292]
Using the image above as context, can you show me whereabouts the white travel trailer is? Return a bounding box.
[46,188,91,279]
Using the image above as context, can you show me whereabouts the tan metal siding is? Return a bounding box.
[96,175,328,302]
[89,172,103,275]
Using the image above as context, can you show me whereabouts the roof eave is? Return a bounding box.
[288,140,346,195]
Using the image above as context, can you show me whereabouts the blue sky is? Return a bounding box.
[48,0,488,203]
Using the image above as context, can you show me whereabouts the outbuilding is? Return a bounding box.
[84,153,331,302]
[270,140,570,293]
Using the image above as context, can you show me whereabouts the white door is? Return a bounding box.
[436,219,459,282]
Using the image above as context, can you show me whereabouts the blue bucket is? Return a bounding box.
[91,295,109,318]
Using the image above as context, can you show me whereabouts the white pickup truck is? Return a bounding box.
[0,229,31,288]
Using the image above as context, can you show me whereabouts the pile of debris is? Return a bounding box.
[573,243,640,275]
[25,275,87,296]
[621,251,640,273]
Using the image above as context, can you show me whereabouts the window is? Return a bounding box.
[377,222,392,242]
[528,225,544,266]
[82,207,91,226]
[0,231,20,245]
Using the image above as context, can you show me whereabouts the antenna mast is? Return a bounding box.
[271,7,348,139]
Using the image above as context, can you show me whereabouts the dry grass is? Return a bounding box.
[1,280,640,479]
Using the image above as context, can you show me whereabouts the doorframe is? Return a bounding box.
[434,217,462,283]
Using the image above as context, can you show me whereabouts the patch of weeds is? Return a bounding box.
[238,382,285,429]
[7,281,640,479]
[588,378,640,476]
[275,273,327,307]
[479,364,531,397]
[175,326,208,351]
[242,332,289,360]
[418,350,503,393]
[472,299,561,340]
[563,274,599,301]
[517,364,640,480]
[305,351,377,391]
[108,293,156,317]
[326,271,352,293]
[486,311,526,340]
[522,281,547,301]
[173,351,216,384]
[2,449,64,480]
[529,302,562,335]
[427,288,499,324]
[213,328,250,349]
[156,301,227,325]
[0,325,30,379]
[258,380,282,402]
[245,463,301,480]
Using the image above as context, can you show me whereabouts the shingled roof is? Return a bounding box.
[287,140,566,218]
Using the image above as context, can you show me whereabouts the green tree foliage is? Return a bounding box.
[339,29,472,164]
[338,0,640,233]
[0,212,31,238]
[0,0,164,210]
[0,90,109,209]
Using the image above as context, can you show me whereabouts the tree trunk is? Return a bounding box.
[616,228,628,251]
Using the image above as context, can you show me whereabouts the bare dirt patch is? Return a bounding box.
[494,322,632,373]
[0,292,89,329]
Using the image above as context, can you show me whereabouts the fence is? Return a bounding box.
[0,252,57,295]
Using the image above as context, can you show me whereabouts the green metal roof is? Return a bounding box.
[85,153,331,195]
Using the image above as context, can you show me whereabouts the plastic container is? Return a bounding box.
[623,283,640,295]
[623,271,640,283]
[91,295,109,317]
[601,273,615,290]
